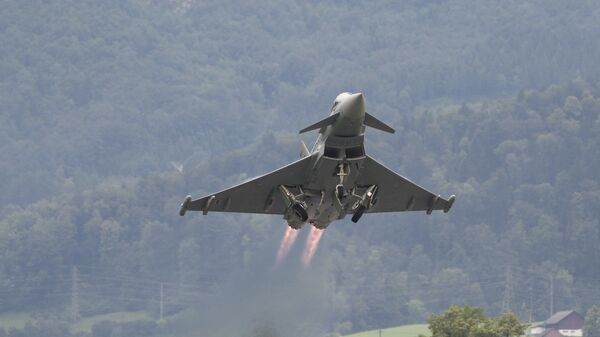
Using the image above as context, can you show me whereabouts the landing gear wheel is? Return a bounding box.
[351,204,366,223]
[336,185,344,200]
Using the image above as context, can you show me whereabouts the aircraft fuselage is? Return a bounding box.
[179,91,455,230]
[293,93,370,228]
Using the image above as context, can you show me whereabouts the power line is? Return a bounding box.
[71,266,80,322]
[502,266,513,312]
[550,274,554,316]
[159,282,164,321]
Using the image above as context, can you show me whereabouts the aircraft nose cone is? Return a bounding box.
[344,93,365,119]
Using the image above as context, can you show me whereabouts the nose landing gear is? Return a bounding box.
[336,184,344,200]
[334,162,349,203]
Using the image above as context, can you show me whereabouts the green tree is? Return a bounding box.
[584,305,600,337]
[428,305,526,337]
[496,311,527,337]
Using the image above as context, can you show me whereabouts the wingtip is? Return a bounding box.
[179,195,192,216]
[443,195,456,213]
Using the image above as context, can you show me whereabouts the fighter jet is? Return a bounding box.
[179,92,455,229]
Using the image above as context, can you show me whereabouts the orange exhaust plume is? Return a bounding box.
[301,226,324,267]
[275,226,299,266]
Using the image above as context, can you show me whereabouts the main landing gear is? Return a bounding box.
[351,204,366,223]
[350,185,378,223]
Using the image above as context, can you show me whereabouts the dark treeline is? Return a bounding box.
[1,1,600,336]
[3,0,600,206]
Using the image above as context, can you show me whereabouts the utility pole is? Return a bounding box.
[502,266,513,312]
[159,282,164,321]
[529,289,533,324]
[379,329,382,337]
[549,275,554,316]
[71,266,80,322]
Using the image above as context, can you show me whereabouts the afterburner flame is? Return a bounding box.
[301,226,324,267]
[275,226,299,266]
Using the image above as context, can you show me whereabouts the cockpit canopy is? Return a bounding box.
[331,92,351,111]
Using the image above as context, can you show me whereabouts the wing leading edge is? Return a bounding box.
[180,155,313,216]
[355,155,455,214]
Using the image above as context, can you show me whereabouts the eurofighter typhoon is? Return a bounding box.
[179,93,455,229]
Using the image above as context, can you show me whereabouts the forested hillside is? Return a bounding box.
[1,1,599,336]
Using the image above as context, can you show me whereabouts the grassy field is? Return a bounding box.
[345,324,430,337]
[2,311,426,337]
[71,311,154,333]
[0,310,155,333]
[0,312,34,330]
